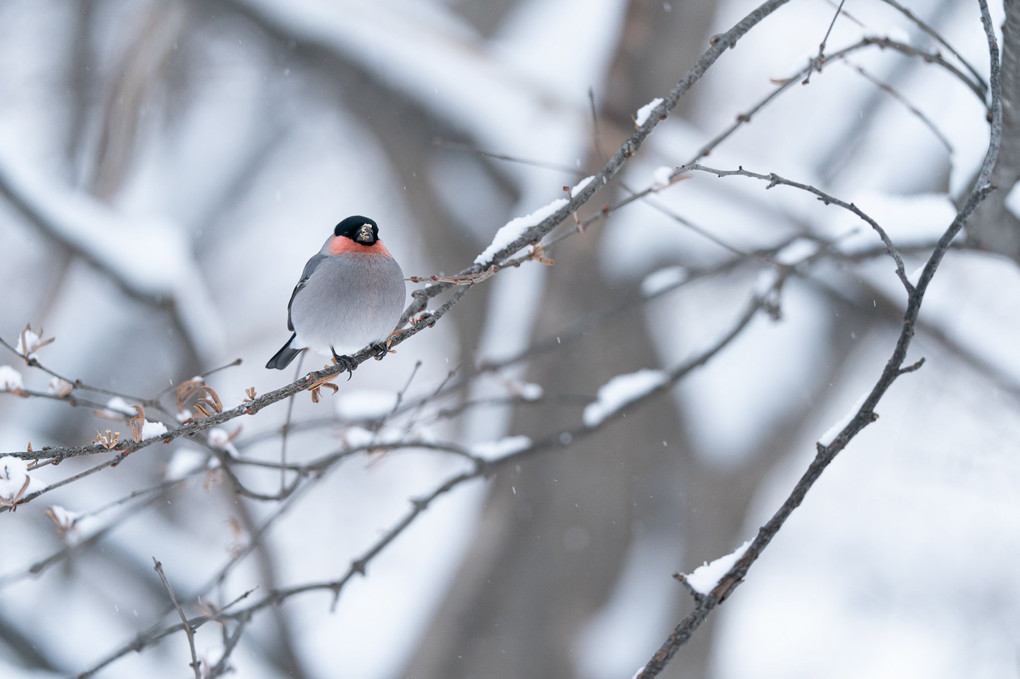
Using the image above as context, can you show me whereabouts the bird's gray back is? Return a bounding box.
[286,252,327,331]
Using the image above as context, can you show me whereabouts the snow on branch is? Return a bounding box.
[634,97,664,127]
[0,366,24,393]
[474,176,594,266]
[474,197,568,266]
[818,392,871,447]
[582,370,668,427]
[471,435,532,461]
[682,539,752,595]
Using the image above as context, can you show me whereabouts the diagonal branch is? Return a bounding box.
[634,1,1003,674]
[1,0,795,490]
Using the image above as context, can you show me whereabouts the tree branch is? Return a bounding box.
[635,1,1002,673]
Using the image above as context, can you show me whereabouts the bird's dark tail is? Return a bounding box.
[266,333,303,370]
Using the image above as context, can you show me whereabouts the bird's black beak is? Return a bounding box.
[356,224,375,244]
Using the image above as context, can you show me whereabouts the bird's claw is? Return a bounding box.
[370,342,390,361]
[330,350,356,380]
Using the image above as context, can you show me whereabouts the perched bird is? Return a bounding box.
[266,215,405,371]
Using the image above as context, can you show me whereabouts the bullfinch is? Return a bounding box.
[266,215,405,371]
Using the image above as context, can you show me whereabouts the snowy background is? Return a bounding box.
[1,1,1019,678]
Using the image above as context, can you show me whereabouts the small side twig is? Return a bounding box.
[153,557,201,679]
[805,0,847,83]
[672,572,706,603]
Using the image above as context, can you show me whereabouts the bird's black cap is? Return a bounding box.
[335,216,379,244]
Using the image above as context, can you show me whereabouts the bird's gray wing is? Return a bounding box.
[287,253,327,331]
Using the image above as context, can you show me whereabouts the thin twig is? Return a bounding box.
[205,616,249,678]
[819,0,846,55]
[153,558,202,679]
[432,137,581,175]
[0,335,155,407]
[280,351,306,494]
[841,56,954,153]
[680,163,914,293]
[879,0,988,95]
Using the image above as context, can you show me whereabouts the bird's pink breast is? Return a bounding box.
[328,237,392,258]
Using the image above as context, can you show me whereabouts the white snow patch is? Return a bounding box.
[47,377,72,396]
[0,456,44,501]
[518,381,544,401]
[338,425,407,450]
[686,539,752,594]
[641,266,687,297]
[754,268,781,297]
[141,420,168,439]
[471,435,532,460]
[343,426,377,449]
[47,504,78,528]
[207,428,236,453]
[0,365,23,391]
[1005,181,1020,219]
[635,97,664,126]
[335,389,399,421]
[46,504,93,545]
[375,426,407,447]
[0,456,29,500]
[583,369,668,427]
[819,391,871,446]
[164,448,208,481]
[651,165,674,188]
[571,175,595,195]
[884,25,912,45]
[14,327,41,359]
[475,197,568,265]
[101,396,135,418]
[775,238,821,265]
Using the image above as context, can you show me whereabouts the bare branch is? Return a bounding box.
[152,558,202,679]
[635,1,1003,673]
[879,0,988,94]
[680,163,914,292]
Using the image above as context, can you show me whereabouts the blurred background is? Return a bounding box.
[1,0,1019,677]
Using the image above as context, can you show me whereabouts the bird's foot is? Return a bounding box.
[305,375,339,403]
[330,349,356,380]
[370,341,392,361]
